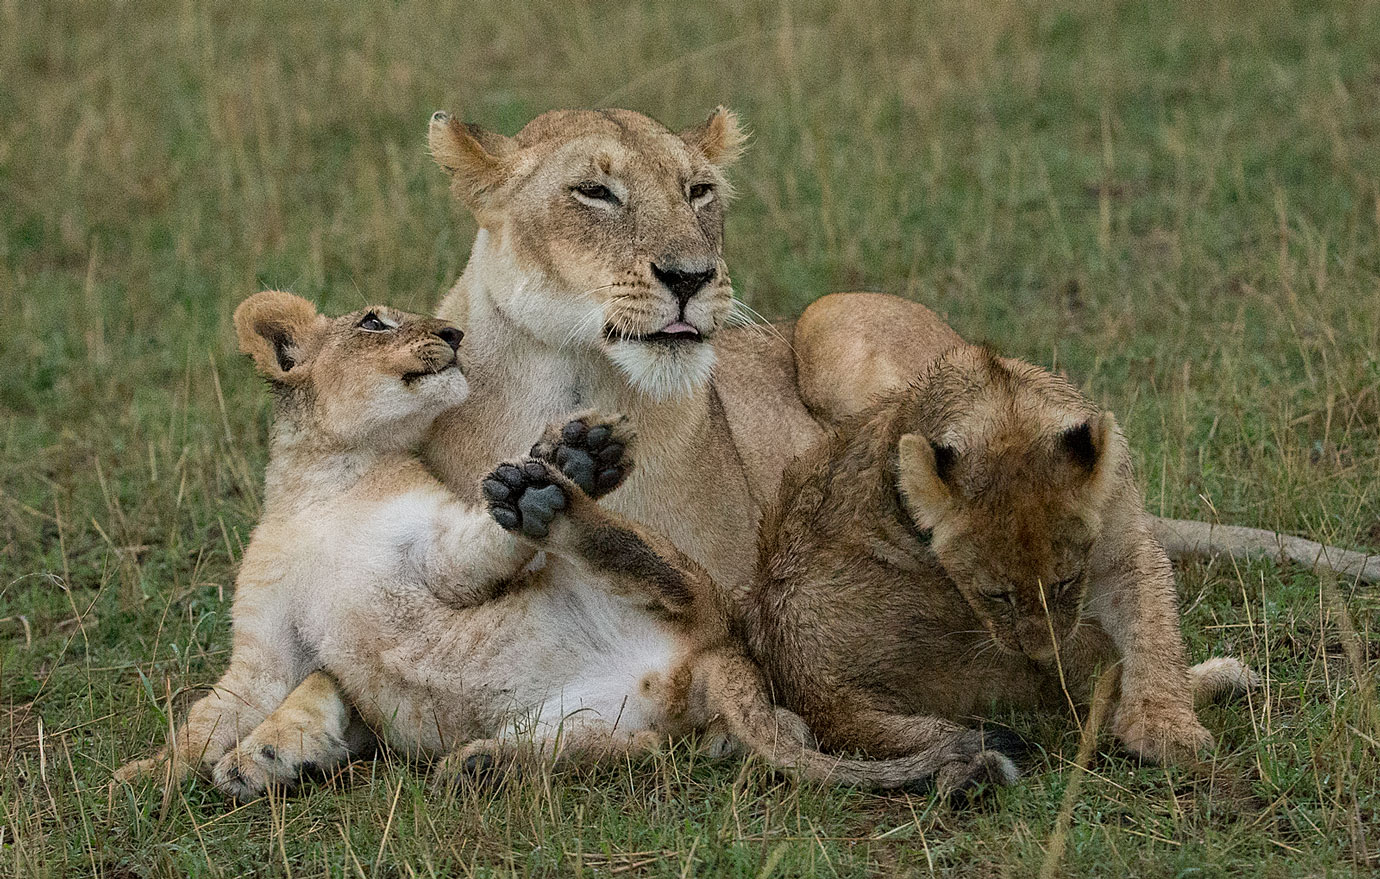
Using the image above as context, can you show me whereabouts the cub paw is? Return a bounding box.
[482,459,569,540]
[433,740,511,789]
[212,746,279,801]
[530,411,635,499]
[211,725,348,801]
[1112,701,1215,765]
[1190,656,1261,705]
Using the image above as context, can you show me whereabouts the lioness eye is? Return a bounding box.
[572,182,618,205]
[689,182,715,204]
[358,312,387,332]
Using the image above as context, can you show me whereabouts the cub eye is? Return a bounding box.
[358,312,387,332]
[979,587,1015,606]
[572,182,618,205]
[688,182,715,204]
[1055,574,1083,595]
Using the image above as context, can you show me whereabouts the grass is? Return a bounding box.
[2,0,1378,875]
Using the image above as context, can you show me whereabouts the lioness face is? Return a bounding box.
[429,107,746,399]
[234,291,468,448]
[899,410,1120,664]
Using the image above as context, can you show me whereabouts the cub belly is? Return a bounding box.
[313,570,691,757]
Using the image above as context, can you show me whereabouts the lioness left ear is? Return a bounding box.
[1061,412,1122,497]
[897,433,956,529]
[678,106,747,169]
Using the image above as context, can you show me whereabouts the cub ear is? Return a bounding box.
[1060,412,1123,498]
[678,106,747,169]
[427,111,516,213]
[897,433,957,529]
[233,291,326,384]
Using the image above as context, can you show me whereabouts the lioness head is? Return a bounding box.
[234,290,468,448]
[895,349,1126,663]
[428,106,746,399]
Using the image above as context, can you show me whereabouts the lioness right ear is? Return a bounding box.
[897,433,956,529]
[233,291,326,384]
[678,106,747,169]
[428,111,516,213]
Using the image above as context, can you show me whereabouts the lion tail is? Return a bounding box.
[696,648,1019,792]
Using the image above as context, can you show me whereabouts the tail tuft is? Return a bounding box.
[1191,657,1260,706]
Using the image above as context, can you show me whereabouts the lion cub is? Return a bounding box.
[746,346,1257,769]
[116,291,1007,799]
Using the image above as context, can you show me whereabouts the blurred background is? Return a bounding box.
[2,1,1377,876]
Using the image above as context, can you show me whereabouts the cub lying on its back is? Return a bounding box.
[746,346,1257,768]
[117,291,1007,799]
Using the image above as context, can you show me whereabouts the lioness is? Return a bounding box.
[745,345,1257,765]
[115,291,1015,798]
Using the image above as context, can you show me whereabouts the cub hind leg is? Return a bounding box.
[113,642,296,788]
[212,671,374,800]
[721,668,1022,796]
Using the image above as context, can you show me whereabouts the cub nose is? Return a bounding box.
[651,259,717,306]
[434,326,464,351]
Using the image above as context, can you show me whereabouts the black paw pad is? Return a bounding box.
[484,460,568,539]
[547,418,631,498]
[463,753,496,775]
[555,446,596,494]
[561,420,588,445]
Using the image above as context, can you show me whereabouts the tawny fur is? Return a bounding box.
[115,293,1002,799]
[116,106,1299,796]
[745,346,1259,767]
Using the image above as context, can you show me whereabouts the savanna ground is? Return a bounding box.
[2,0,1379,876]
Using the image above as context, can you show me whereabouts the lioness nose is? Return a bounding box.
[651,260,717,306]
[434,327,464,351]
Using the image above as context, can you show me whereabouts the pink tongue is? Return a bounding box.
[660,321,699,336]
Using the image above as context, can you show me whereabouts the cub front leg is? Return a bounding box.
[213,671,369,800]
[1088,520,1215,764]
[483,441,708,620]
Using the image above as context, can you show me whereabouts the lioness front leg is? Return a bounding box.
[212,671,371,800]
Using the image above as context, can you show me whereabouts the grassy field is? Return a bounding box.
[3,0,1379,875]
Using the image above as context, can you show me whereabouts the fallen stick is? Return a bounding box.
[1151,516,1380,585]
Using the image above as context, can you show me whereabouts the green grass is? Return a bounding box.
[2,0,1379,875]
